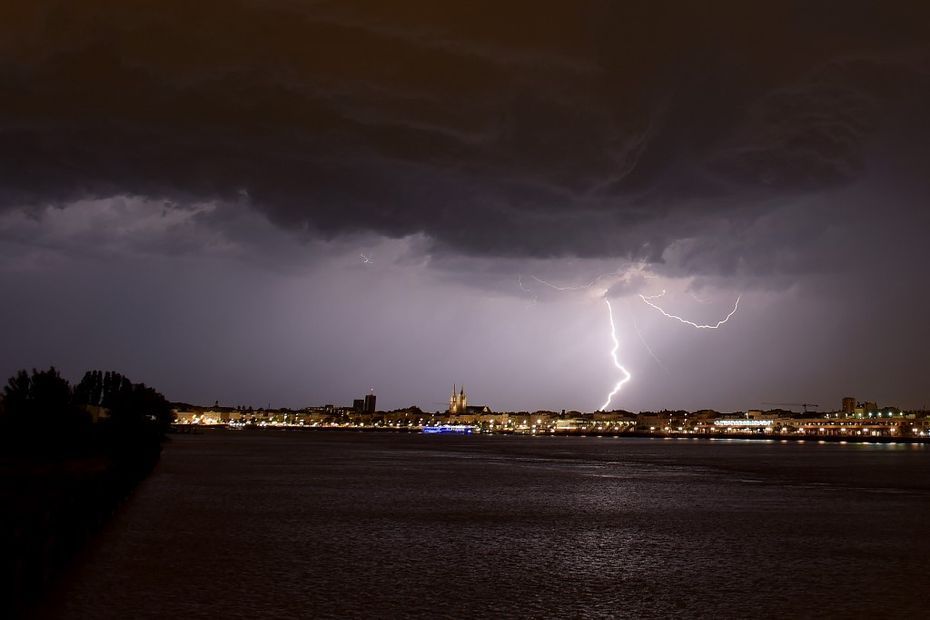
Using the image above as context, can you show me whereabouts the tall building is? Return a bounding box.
[353,399,365,413]
[364,393,376,414]
[449,384,467,414]
[842,397,856,415]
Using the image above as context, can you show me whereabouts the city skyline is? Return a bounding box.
[2,2,930,412]
[174,387,910,419]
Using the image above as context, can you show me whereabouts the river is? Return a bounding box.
[40,431,930,618]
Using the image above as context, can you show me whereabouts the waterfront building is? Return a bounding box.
[711,417,775,432]
[695,414,914,438]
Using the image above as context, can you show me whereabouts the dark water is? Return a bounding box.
[40,432,930,618]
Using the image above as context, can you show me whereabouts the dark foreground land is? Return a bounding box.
[1,445,161,616]
[1,368,172,617]
[36,430,930,618]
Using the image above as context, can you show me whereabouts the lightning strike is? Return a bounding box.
[601,299,632,411]
[360,253,373,264]
[640,290,741,329]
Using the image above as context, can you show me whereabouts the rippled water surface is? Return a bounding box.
[42,432,930,618]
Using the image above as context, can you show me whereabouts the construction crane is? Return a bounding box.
[762,402,820,414]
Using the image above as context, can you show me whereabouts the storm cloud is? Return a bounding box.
[2,2,928,265]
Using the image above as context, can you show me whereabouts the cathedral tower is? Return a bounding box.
[449,384,468,414]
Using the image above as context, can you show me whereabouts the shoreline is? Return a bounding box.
[174,425,930,445]
[1,446,162,616]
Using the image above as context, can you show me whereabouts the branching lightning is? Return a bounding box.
[360,252,373,264]
[639,290,740,329]
[601,299,632,411]
[521,266,739,408]
[517,265,741,411]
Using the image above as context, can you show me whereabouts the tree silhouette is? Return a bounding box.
[72,370,104,407]
[1,367,91,455]
[74,370,173,433]
[2,367,173,458]
[2,369,32,416]
[1,368,173,613]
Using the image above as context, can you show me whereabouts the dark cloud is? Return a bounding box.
[1,1,928,278]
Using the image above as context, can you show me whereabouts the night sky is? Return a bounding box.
[2,2,929,412]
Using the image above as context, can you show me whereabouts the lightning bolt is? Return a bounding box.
[601,299,632,411]
[360,253,373,264]
[640,290,740,329]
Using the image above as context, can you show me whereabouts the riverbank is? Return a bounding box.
[175,424,930,444]
[1,444,162,617]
